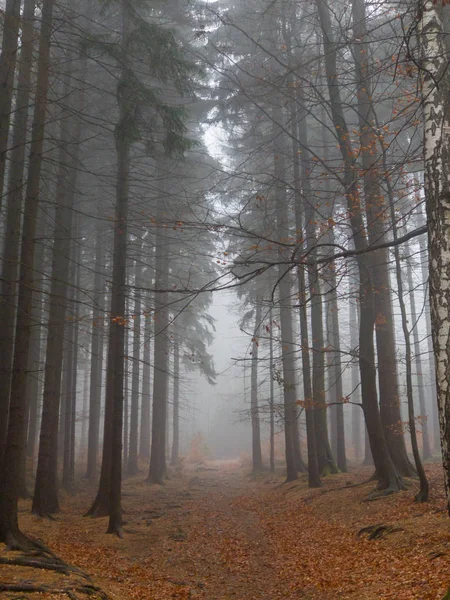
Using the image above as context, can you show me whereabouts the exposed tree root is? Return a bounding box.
[0,582,110,599]
[363,487,400,501]
[357,523,404,540]
[0,555,88,578]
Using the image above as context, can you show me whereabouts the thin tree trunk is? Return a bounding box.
[405,241,432,460]
[80,360,90,462]
[269,308,275,473]
[273,105,297,483]
[148,195,169,484]
[170,341,180,467]
[390,200,429,501]
[417,205,440,454]
[349,277,363,461]
[85,226,105,479]
[139,295,152,461]
[250,302,263,472]
[62,227,80,492]
[123,311,129,470]
[127,257,142,475]
[106,1,131,533]
[0,0,55,548]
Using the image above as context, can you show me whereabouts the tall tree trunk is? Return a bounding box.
[405,240,432,460]
[316,0,403,492]
[269,308,275,473]
[85,226,105,479]
[139,295,152,461]
[105,3,131,533]
[0,0,36,470]
[273,105,297,483]
[418,0,450,511]
[250,302,263,473]
[123,318,129,470]
[388,202,429,501]
[351,0,414,478]
[33,46,85,514]
[0,0,22,210]
[294,83,337,476]
[170,341,180,467]
[80,359,90,462]
[62,228,80,492]
[148,197,169,484]
[0,0,55,547]
[417,206,440,453]
[349,277,363,461]
[127,257,142,475]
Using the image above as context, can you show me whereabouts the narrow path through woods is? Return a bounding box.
[5,461,450,599]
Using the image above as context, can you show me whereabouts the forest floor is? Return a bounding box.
[1,460,450,599]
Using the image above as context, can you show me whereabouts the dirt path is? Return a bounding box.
[4,460,450,599]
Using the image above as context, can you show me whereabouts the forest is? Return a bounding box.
[0,0,450,598]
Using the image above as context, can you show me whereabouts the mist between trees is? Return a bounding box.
[0,0,449,591]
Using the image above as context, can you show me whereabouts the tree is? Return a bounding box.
[0,0,55,547]
[418,0,450,513]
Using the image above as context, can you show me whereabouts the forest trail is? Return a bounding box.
[3,461,450,600]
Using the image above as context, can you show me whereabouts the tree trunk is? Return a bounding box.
[273,105,297,483]
[0,0,36,471]
[148,194,169,485]
[170,341,180,466]
[33,46,85,514]
[0,0,22,211]
[418,0,450,511]
[405,240,432,460]
[106,5,132,532]
[250,302,263,473]
[0,0,55,548]
[389,201,429,501]
[85,226,105,479]
[351,0,415,478]
[316,0,403,492]
[139,295,152,461]
[127,257,142,475]
[349,277,363,461]
[417,205,440,453]
[269,308,275,473]
[62,227,80,492]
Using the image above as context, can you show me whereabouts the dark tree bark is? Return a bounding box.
[316,0,403,492]
[33,46,86,514]
[0,0,36,471]
[0,0,22,212]
[351,0,415,478]
[0,0,55,548]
